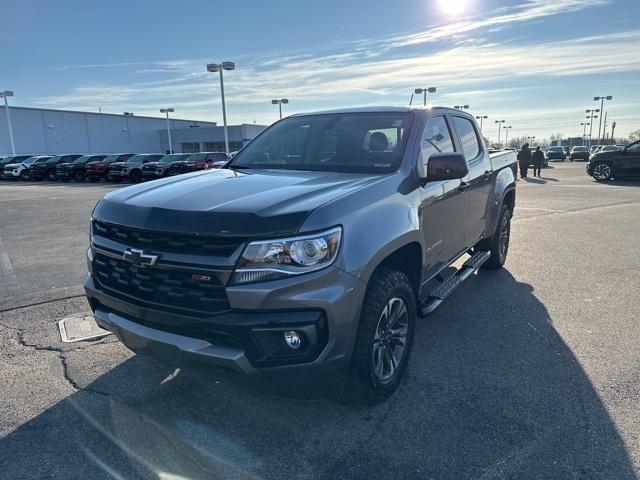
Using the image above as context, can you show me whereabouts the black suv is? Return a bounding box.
[169,152,229,176]
[30,154,83,181]
[56,155,107,182]
[141,153,190,180]
[86,153,135,182]
[587,140,640,181]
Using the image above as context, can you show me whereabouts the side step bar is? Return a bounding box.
[418,250,491,317]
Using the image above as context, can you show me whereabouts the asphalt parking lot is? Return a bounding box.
[1,163,640,479]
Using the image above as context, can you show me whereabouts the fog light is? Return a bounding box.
[284,330,301,349]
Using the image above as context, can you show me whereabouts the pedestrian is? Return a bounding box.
[517,143,532,179]
[532,146,545,177]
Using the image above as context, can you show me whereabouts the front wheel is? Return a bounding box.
[340,268,416,405]
[129,170,142,183]
[479,203,511,270]
[47,170,57,181]
[74,170,85,182]
[592,162,613,181]
[19,170,30,181]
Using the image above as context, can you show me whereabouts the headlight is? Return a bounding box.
[231,226,342,285]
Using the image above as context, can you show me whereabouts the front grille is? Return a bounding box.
[110,164,124,173]
[169,163,192,174]
[93,220,244,257]
[93,252,230,315]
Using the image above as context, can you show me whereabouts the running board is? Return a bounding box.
[418,250,491,317]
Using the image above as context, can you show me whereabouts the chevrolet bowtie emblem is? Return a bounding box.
[122,248,158,267]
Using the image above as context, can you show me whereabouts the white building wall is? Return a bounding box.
[0,106,216,155]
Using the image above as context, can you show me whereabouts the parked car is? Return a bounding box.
[587,140,640,181]
[108,154,164,183]
[589,145,599,154]
[168,152,229,176]
[56,154,106,182]
[599,145,620,153]
[570,146,590,161]
[86,153,135,182]
[2,156,51,181]
[141,153,191,180]
[0,155,33,179]
[546,146,566,161]
[30,154,82,181]
[86,106,517,404]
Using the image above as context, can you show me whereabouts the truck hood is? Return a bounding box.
[94,168,384,237]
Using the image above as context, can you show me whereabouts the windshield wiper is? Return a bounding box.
[228,165,253,170]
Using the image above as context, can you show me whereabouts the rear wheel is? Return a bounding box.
[340,268,415,405]
[592,162,613,181]
[479,203,511,270]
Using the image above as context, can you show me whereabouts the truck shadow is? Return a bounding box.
[1,270,636,479]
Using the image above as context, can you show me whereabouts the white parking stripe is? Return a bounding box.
[0,234,18,296]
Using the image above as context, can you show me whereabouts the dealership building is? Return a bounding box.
[0,106,267,155]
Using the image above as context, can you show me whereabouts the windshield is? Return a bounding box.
[102,155,120,162]
[185,153,206,161]
[23,158,37,164]
[549,147,563,151]
[160,154,189,162]
[126,155,148,162]
[230,112,412,173]
[573,147,587,151]
[73,156,91,164]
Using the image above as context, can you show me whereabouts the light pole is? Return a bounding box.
[495,119,505,147]
[503,125,512,147]
[207,61,235,154]
[271,98,289,120]
[414,87,436,106]
[593,95,612,146]
[475,115,488,131]
[454,105,469,110]
[585,109,599,149]
[160,108,174,153]
[0,90,16,155]
[580,122,590,142]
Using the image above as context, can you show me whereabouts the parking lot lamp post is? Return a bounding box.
[580,122,590,142]
[0,90,16,155]
[414,87,436,106]
[503,125,512,147]
[271,99,289,120]
[495,119,505,147]
[593,96,612,146]
[160,108,174,154]
[585,109,599,150]
[454,105,469,111]
[207,61,235,154]
[475,115,488,131]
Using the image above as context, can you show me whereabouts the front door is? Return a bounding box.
[451,115,493,246]
[419,114,468,282]
[618,141,640,177]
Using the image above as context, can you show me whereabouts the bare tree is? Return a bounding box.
[628,129,640,142]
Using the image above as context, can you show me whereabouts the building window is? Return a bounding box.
[203,141,244,152]
[181,142,200,153]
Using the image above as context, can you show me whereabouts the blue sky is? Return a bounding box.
[2,0,639,141]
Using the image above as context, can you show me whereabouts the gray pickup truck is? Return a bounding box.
[85,106,516,404]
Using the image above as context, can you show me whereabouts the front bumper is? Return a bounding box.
[2,170,20,178]
[108,172,126,180]
[84,262,365,378]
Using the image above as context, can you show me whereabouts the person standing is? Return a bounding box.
[532,146,545,177]
[517,143,532,179]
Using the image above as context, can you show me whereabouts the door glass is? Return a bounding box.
[453,116,481,161]
[420,116,455,168]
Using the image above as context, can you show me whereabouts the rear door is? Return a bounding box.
[418,114,468,281]
[450,114,492,247]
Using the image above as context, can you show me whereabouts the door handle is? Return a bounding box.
[483,170,492,179]
[458,181,469,192]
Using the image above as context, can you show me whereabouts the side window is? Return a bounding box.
[420,116,455,167]
[453,116,481,161]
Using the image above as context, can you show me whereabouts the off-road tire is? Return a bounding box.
[479,203,511,270]
[339,268,416,405]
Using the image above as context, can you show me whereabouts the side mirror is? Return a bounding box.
[422,152,469,181]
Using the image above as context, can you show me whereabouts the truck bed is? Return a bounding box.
[489,150,517,171]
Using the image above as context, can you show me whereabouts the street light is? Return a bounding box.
[580,122,590,142]
[585,108,600,149]
[160,108,174,154]
[271,98,289,120]
[207,61,235,154]
[454,105,469,110]
[503,125,512,147]
[413,87,436,106]
[0,90,16,155]
[475,115,488,131]
[593,95,612,146]
[495,119,505,147]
